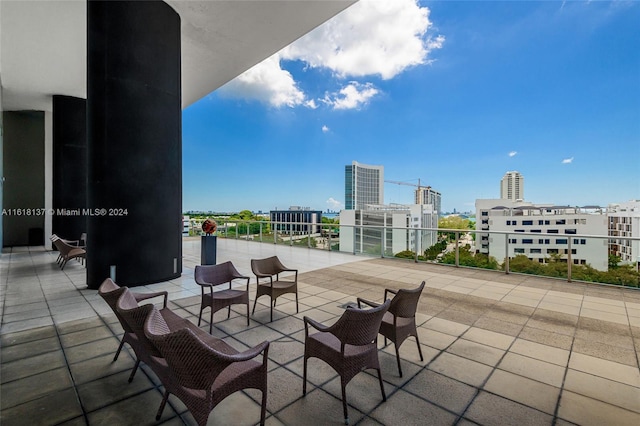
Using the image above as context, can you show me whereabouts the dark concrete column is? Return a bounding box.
[87,0,182,289]
[52,95,87,241]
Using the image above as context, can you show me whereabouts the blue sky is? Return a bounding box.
[182,0,640,214]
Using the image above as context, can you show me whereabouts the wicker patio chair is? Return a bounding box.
[357,281,425,377]
[194,261,251,332]
[251,256,298,322]
[303,299,391,425]
[98,278,168,362]
[52,237,85,270]
[144,307,270,426]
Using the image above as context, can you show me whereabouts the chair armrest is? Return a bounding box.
[303,316,331,333]
[221,340,270,363]
[356,297,380,309]
[133,291,168,309]
[384,288,398,300]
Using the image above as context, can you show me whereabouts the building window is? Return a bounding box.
[523,220,533,225]
[548,229,558,234]
[481,211,488,216]
[547,249,559,254]
[515,229,524,233]
[531,229,541,233]
[565,229,577,234]
[512,220,518,225]
[571,249,577,254]
[580,239,586,244]
[530,248,542,254]
[556,219,566,225]
[538,220,544,225]
[556,239,568,245]
[514,248,525,254]
[522,239,533,244]
[509,238,517,243]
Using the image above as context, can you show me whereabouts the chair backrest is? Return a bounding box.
[195,261,240,287]
[98,278,133,333]
[389,281,425,319]
[116,288,162,357]
[144,308,232,390]
[52,238,70,256]
[332,299,391,346]
[251,256,287,276]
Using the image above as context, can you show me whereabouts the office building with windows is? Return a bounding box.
[500,171,524,201]
[344,161,384,210]
[608,200,640,267]
[476,199,608,271]
[340,203,438,256]
[270,207,322,235]
[415,186,442,215]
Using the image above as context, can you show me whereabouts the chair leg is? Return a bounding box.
[252,297,258,314]
[394,343,403,377]
[227,305,231,319]
[128,359,140,383]
[209,308,214,334]
[377,368,387,402]
[197,308,203,327]
[113,336,126,362]
[246,303,250,326]
[414,333,424,361]
[155,389,170,420]
[302,356,308,395]
[295,290,299,313]
[341,378,349,425]
[260,388,267,426]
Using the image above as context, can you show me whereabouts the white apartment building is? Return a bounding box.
[344,161,384,210]
[340,204,438,256]
[608,200,640,267]
[476,199,608,271]
[415,186,442,215]
[500,171,524,201]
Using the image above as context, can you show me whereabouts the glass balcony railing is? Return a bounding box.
[188,219,640,288]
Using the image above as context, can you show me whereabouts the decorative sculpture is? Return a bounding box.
[202,219,217,235]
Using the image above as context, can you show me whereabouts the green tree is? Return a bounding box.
[608,254,621,270]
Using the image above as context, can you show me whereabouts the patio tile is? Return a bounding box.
[68,351,137,385]
[63,336,122,364]
[1,336,61,363]
[572,337,638,366]
[446,338,505,367]
[568,353,640,387]
[498,353,565,387]
[1,350,66,383]
[416,327,458,350]
[0,367,73,410]
[59,326,115,348]
[0,387,82,426]
[483,369,560,415]
[518,326,573,350]
[465,391,554,426]
[429,352,493,387]
[462,327,515,350]
[369,389,458,426]
[564,369,640,413]
[509,338,570,366]
[87,388,178,425]
[76,370,156,412]
[276,388,365,425]
[423,317,470,337]
[404,369,477,413]
[267,338,305,366]
[557,391,640,426]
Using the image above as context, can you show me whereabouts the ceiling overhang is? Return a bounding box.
[0,0,355,111]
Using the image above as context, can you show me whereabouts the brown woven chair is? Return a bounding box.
[52,237,85,270]
[357,281,425,377]
[98,278,168,362]
[251,256,298,322]
[303,299,391,425]
[194,261,250,332]
[144,307,270,426]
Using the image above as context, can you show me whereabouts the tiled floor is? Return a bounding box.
[1,238,640,425]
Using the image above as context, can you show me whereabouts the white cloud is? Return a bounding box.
[326,197,342,210]
[508,151,517,157]
[562,157,574,164]
[218,0,442,108]
[324,82,379,110]
[322,125,330,133]
[218,55,306,108]
[283,0,443,80]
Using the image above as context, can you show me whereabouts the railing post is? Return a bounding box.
[259,222,262,243]
[567,238,572,283]
[504,233,510,274]
[381,224,385,258]
[308,223,311,249]
[414,227,419,263]
[274,223,277,245]
[328,226,332,251]
[353,225,357,255]
[455,231,459,268]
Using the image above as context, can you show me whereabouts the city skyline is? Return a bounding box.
[182,0,640,213]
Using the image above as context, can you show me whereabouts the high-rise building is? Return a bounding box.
[415,186,442,215]
[608,200,640,266]
[500,171,524,201]
[344,161,384,210]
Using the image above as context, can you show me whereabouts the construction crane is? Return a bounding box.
[385,178,429,189]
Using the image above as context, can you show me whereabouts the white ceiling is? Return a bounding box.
[0,0,355,111]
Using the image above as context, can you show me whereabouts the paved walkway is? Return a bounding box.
[1,238,639,425]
